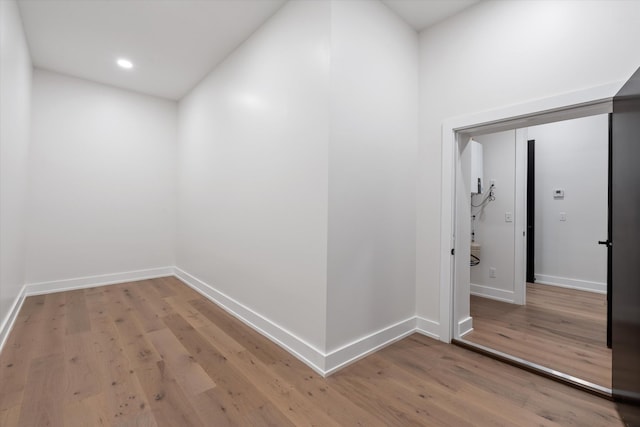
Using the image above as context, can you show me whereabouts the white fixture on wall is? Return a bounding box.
[470,139,484,194]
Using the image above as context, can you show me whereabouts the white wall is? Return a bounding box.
[326,0,418,351]
[27,69,176,284]
[177,1,330,351]
[418,0,640,324]
[177,0,419,358]
[470,131,517,299]
[0,0,31,327]
[529,114,608,292]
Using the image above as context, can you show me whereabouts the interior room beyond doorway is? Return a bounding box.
[458,114,611,391]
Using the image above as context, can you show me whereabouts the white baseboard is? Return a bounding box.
[458,316,473,337]
[324,317,441,376]
[534,274,606,294]
[25,267,174,296]
[1,267,171,355]
[324,317,416,376]
[0,285,27,355]
[173,267,327,375]
[415,316,440,340]
[174,267,442,377]
[470,283,516,303]
[2,264,446,379]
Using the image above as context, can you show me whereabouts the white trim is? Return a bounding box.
[513,128,527,306]
[439,126,456,343]
[458,316,473,337]
[445,83,619,135]
[324,317,416,376]
[173,267,327,375]
[0,285,27,355]
[470,283,516,303]
[175,267,441,377]
[415,316,440,340]
[24,267,174,296]
[2,265,444,378]
[534,274,606,294]
[440,81,623,345]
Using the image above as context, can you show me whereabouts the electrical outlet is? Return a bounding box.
[489,267,496,278]
[490,179,496,187]
[560,212,567,221]
[505,212,513,222]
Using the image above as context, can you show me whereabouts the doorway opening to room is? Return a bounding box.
[445,99,614,397]
[441,68,640,422]
[457,114,611,394]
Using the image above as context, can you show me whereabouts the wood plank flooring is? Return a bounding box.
[0,277,623,426]
[465,283,611,388]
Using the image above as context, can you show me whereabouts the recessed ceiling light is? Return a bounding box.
[117,58,133,69]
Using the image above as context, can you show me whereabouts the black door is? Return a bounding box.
[612,66,640,424]
[526,140,535,283]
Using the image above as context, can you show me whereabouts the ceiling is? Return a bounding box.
[18,0,479,101]
[382,0,479,32]
[17,0,287,100]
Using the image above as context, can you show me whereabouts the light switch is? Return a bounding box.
[560,212,567,221]
[505,212,513,222]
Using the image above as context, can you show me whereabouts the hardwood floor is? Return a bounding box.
[0,277,623,426]
[465,283,611,389]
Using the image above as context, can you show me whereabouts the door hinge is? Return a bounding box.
[451,248,455,256]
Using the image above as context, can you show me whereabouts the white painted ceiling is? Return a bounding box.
[17,0,287,100]
[381,0,480,31]
[18,0,479,101]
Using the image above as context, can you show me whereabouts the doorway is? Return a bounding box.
[459,114,611,391]
[438,86,618,396]
[439,72,640,422]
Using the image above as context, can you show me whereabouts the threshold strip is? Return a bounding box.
[452,338,612,400]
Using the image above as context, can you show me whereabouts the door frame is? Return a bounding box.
[514,129,528,306]
[526,139,536,283]
[438,82,621,342]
